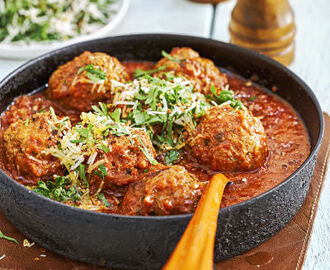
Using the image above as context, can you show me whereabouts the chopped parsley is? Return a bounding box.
[137,136,158,166]
[33,177,81,202]
[78,64,107,83]
[98,193,111,207]
[165,150,180,165]
[94,164,107,179]
[78,164,89,187]
[97,143,109,153]
[161,50,181,62]
[49,106,58,122]
[92,102,109,117]
[0,230,18,245]
[112,74,211,152]
[249,95,257,101]
[110,108,121,122]
[207,85,243,109]
[133,65,167,78]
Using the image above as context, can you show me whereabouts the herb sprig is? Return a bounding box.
[98,193,111,207]
[206,85,243,109]
[78,65,107,83]
[133,65,167,78]
[161,50,181,62]
[34,176,81,202]
[0,230,18,245]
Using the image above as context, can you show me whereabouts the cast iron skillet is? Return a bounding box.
[0,34,324,270]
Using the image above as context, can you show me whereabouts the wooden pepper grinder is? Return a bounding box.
[229,0,295,66]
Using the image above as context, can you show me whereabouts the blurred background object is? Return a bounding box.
[229,0,295,66]
[189,0,231,3]
[0,0,129,59]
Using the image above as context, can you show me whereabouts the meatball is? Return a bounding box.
[154,47,228,95]
[47,51,129,112]
[120,165,205,216]
[89,129,157,192]
[2,112,65,184]
[189,104,268,172]
[0,95,53,130]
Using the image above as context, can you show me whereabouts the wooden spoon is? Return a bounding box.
[163,173,231,270]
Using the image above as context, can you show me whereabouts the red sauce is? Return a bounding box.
[182,73,310,208]
[0,61,311,211]
[124,62,310,208]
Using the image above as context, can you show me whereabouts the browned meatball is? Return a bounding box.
[47,51,129,112]
[89,129,157,192]
[120,165,205,216]
[0,95,53,130]
[2,112,64,184]
[189,104,268,172]
[154,47,228,94]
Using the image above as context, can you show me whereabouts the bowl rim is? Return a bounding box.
[0,33,324,221]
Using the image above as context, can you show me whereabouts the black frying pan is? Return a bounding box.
[0,34,324,270]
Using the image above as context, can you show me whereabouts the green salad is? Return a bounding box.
[0,0,117,44]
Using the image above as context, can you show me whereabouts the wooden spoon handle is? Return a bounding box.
[162,173,230,270]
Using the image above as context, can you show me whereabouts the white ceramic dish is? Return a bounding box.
[0,0,130,60]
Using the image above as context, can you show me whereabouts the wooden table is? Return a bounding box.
[0,0,329,269]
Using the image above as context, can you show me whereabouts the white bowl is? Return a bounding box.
[0,0,130,60]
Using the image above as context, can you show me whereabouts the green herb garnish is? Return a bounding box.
[249,95,257,101]
[98,193,111,207]
[133,65,167,78]
[76,127,90,139]
[33,177,81,202]
[78,164,89,187]
[97,143,109,153]
[114,73,211,151]
[165,150,180,165]
[92,102,109,117]
[80,64,107,83]
[110,108,121,122]
[109,123,131,136]
[99,164,107,176]
[161,50,181,62]
[94,164,107,179]
[49,106,58,122]
[207,85,243,109]
[137,136,158,166]
[0,230,18,245]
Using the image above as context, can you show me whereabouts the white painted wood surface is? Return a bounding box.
[111,0,213,37]
[213,1,330,269]
[0,1,329,269]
